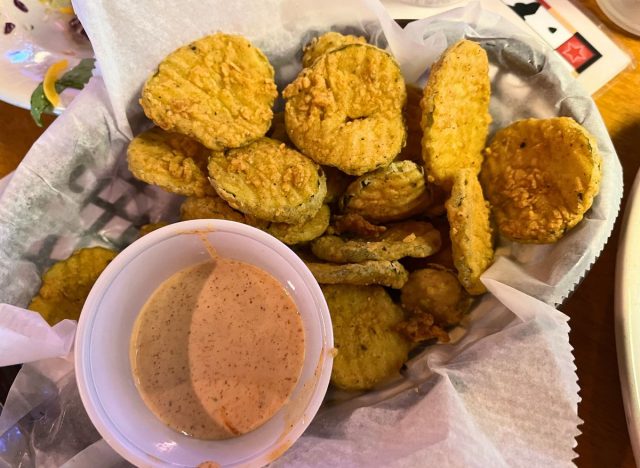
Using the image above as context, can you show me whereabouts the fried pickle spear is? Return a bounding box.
[140,33,277,150]
[421,40,491,189]
[266,204,330,245]
[480,117,602,243]
[401,266,473,327]
[322,284,411,390]
[446,170,494,295]
[208,137,327,223]
[306,260,408,289]
[302,31,367,68]
[311,221,440,263]
[127,127,214,197]
[284,44,406,175]
[340,161,433,223]
[29,247,117,325]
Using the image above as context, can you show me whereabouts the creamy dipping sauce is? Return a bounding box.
[130,259,305,440]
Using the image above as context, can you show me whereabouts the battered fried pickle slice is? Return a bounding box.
[306,260,408,289]
[29,247,117,325]
[421,40,491,189]
[396,84,422,163]
[341,161,433,223]
[446,170,494,295]
[208,137,327,223]
[284,44,406,175]
[480,117,602,243]
[330,213,386,237]
[127,127,214,197]
[311,221,440,263]
[396,312,450,344]
[180,194,247,223]
[322,284,411,390]
[140,33,277,150]
[139,222,168,237]
[302,31,367,68]
[401,266,473,327]
[266,204,330,245]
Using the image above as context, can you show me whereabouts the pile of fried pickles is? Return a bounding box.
[29,31,602,391]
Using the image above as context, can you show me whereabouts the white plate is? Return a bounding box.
[616,168,640,463]
[0,0,92,111]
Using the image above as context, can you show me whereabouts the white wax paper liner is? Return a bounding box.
[0,0,623,466]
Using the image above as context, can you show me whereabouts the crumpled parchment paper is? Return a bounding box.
[0,0,623,466]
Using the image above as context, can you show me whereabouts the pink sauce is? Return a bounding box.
[130,259,305,439]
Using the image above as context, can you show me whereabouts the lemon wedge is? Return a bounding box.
[43,59,68,107]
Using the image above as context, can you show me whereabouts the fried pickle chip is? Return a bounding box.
[396,312,450,344]
[139,222,168,237]
[480,117,602,243]
[208,137,327,223]
[266,204,330,245]
[28,247,117,325]
[322,284,410,390]
[306,260,408,289]
[180,194,247,223]
[421,40,491,189]
[284,44,406,175]
[330,213,386,237]
[401,266,473,327]
[302,31,367,68]
[127,127,214,197]
[311,221,440,263]
[446,170,494,295]
[140,33,277,150]
[396,84,422,163]
[323,166,353,204]
[341,161,433,223]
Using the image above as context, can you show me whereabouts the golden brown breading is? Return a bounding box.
[396,311,450,344]
[323,166,353,204]
[311,221,440,263]
[446,170,494,295]
[180,194,247,223]
[29,247,117,325]
[421,40,491,189]
[266,112,291,144]
[266,204,330,245]
[208,137,327,223]
[284,44,406,175]
[480,117,602,243]
[127,127,214,197]
[306,260,408,289]
[322,284,410,390]
[340,161,433,223]
[400,266,473,327]
[396,84,423,163]
[140,33,277,150]
[330,213,387,237]
[302,31,368,68]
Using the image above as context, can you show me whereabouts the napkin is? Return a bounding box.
[0,0,622,466]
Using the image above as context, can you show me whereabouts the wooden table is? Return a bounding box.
[0,2,639,465]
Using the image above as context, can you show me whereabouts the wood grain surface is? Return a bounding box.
[0,1,638,465]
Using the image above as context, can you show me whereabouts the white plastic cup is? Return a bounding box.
[75,220,334,467]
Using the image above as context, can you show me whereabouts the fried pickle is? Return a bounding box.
[140,33,277,150]
[266,204,330,245]
[266,111,290,144]
[322,284,411,390]
[340,161,433,223]
[323,166,353,204]
[480,117,602,243]
[305,260,408,289]
[421,40,491,189]
[396,84,422,163]
[446,170,494,295]
[208,137,327,223]
[127,127,214,197]
[311,221,440,263]
[401,266,473,327]
[330,213,386,237]
[302,31,367,68]
[180,194,247,223]
[396,312,450,344]
[284,44,406,175]
[28,247,117,325]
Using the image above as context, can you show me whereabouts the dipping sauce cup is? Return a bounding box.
[75,220,334,467]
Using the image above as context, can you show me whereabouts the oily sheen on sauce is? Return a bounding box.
[130,259,305,440]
